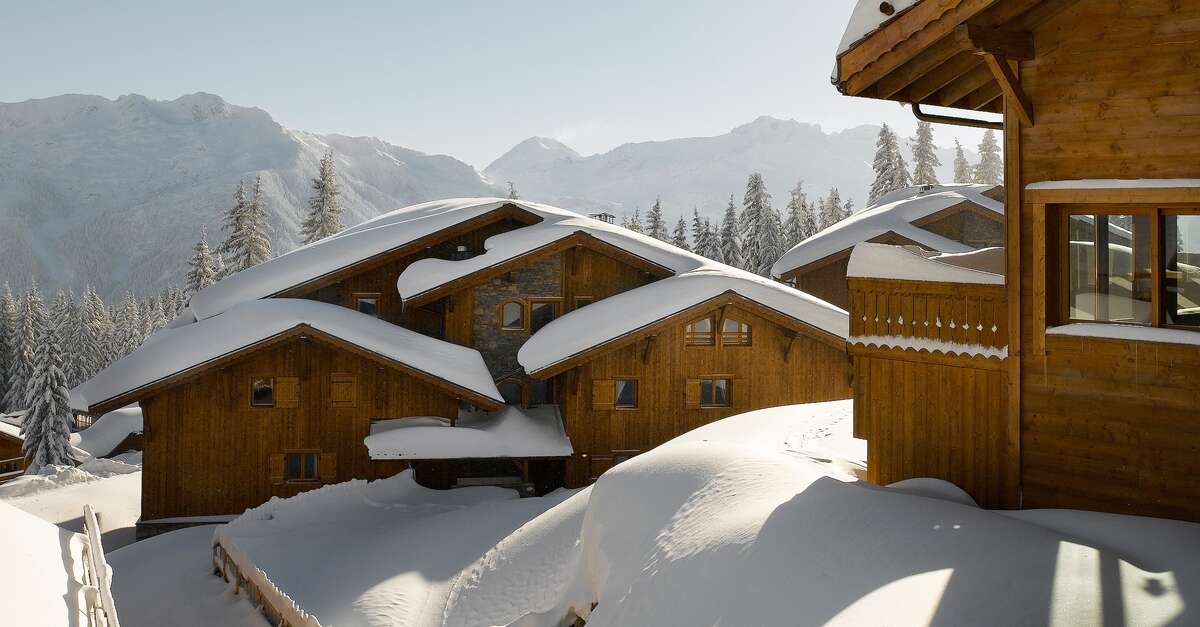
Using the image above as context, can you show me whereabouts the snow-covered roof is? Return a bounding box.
[0,419,21,442]
[364,406,573,460]
[0,501,89,626]
[847,243,1005,284]
[518,267,849,375]
[72,299,503,411]
[188,198,545,320]
[70,406,142,458]
[771,184,1003,278]
[837,0,919,56]
[396,202,706,300]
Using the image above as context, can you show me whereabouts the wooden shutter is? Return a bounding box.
[330,373,356,407]
[591,379,615,410]
[276,377,300,408]
[268,453,285,485]
[318,453,337,483]
[685,379,701,409]
[733,378,750,409]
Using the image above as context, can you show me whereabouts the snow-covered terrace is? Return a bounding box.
[0,501,90,626]
[846,242,1004,285]
[364,406,573,460]
[72,298,503,412]
[771,184,1003,278]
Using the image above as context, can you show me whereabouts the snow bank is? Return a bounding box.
[519,268,849,374]
[364,405,573,460]
[70,405,142,458]
[0,501,88,627]
[213,470,577,627]
[445,400,1200,626]
[72,298,502,411]
[0,456,140,499]
[847,243,1005,284]
[1048,322,1200,347]
[772,184,1003,278]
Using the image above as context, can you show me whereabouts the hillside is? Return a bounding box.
[0,93,498,298]
[486,116,973,219]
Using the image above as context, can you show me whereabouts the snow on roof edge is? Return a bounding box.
[847,243,1005,284]
[1027,179,1200,190]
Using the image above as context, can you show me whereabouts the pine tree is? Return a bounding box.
[507,181,519,200]
[645,197,668,241]
[690,208,705,248]
[911,121,941,186]
[820,188,844,231]
[77,287,112,379]
[740,173,783,277]
[111,292,143,359]
[220,175,273,274]
[783,180,807,249]
[719,195,742,269]
[21,319,74,472]
[300,151,344,244]
[4,283,46,412]
[868,124,912,205]
[186,227,220,297]
[974,130,1003,185]
[953,139,972,183]
[622,208,644,233]
[843,198,855,218]
[0,284,16,409]
[671,216,690,250]
[698,219,723,262]
[49,290,80,388]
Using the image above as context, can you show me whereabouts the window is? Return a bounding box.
[529,378,554,406]
[685,317,714,345]
[354,293,380,317]
[699,378,731,407]
[529,299,560,333]
[501,301,525,330]
[330,373,356,408]
[286,452,318,482]
[251,378,275,407]
[1062,207,1200,329]
[574,296,594,309]
[614,379,638,409]
[498,380,525,405]
[720,318,752,345]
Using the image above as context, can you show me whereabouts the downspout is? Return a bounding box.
[912,103,1003,130]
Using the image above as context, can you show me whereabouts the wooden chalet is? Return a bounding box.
[0,421,27,484]
[73,198,852,535]
[772,183,1004,309]
[834,0,1200,520]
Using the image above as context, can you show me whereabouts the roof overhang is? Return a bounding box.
[87,324,504,415]
[834,0,1081,123]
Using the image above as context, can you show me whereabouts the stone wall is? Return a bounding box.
[473,254,563,377]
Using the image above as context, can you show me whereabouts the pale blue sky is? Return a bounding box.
[2,1,984,168]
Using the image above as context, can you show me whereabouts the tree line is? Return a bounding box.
[868,121,1002,205]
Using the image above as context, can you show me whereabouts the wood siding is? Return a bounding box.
[1013,0,1200,520]
[139,335,458,520]
[557,303,852,487]
[848,277,1017,508]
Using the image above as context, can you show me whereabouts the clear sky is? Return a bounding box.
[1,1,984,169]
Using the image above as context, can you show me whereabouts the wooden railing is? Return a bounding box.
[82,504,121,627]
[847,277,1008,360]
[0,456,25,481]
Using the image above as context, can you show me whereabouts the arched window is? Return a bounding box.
[685,316,715,345]
[501,301,525,331]
[721,318,751,345]
[498,380,525,405]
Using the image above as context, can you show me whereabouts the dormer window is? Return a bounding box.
[721,319,752,346]
[685,317,715,345]
[354,293,380,317]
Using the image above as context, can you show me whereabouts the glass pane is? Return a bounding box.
[502,302,524,329]
[722,318,740,332]
[287,454,301,480]
[356,297,378,316]
[691,318,712,333]
[1068,214,1151,324]
[714,379,729,406]
[1165,215,1200,327]
[530,378,553,405]
[252,379,274,406]
[700,379,713,405]
[530,302,557,332]
[304,453,317,479]
[499,382,523,405]
[615,380,637,408]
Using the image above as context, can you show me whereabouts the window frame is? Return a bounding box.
[499,300,527,332]
[352,292,381,317]
[497,379,527,406]
[250,377,275,407]
[574,295,595,310]
[685,316,715,346]
[528,298,563,333]
[698,377,732,408]
[284,450,319,483]
[1056,204,1200,331]
[719,318,753,346]
[613,378,639,410]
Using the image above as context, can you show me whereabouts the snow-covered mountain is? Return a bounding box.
[0,93,499,298]
[486,116,972,219]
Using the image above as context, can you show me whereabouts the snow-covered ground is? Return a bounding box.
[0,458,143,549]
[0,501,91,626]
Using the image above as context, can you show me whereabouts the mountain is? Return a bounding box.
[0,93,499,298]
[485,116,973,220]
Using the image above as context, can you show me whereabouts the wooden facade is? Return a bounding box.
[0,431,26,484]
[836,0,1200,520]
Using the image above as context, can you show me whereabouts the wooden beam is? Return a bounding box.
[936,64,994,107]
[641,334,657,365]
[784,332,802,363]
[983,54,1033,126]
[904,52,981,103]
[954,24,1033,60]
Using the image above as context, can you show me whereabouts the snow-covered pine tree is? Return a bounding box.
[21,318,75,472]
[690,208,705,247]
[783,180,807,249]
[221,175,274,274]
[300,151,344,244]
[0,284,16,409]
[973,130,1003,185]
[218,180,248,276]
[671,216,690,250]
[719,195,742,269]
[111,291,143,359]
[741,172,783,277]
[843,198,855,219]
[3,282,46,413]
[507,181,519,200]
[622,208,644,233]
[953,139,972,183]
[142,294,167,338]
[77,287,113,380]
[697,219,722,263]
[645,197,668,241]
[911,121,941,186]
[868,124,912,205]
[820,188,844,230]
[49,290,81,389]
[185,227,220,298]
